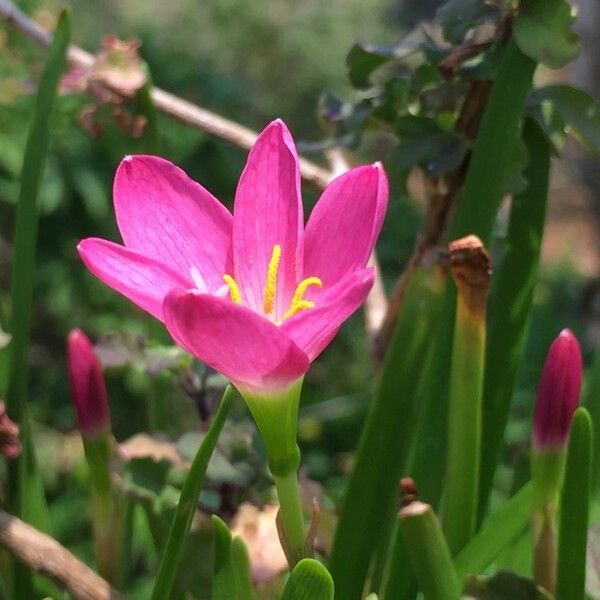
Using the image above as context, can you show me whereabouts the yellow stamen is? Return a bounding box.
[263,244,282,314]
[223,274,242,304]
[280,276,323,322]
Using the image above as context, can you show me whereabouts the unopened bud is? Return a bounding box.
[533,329,582,450]
[67,329,110,436]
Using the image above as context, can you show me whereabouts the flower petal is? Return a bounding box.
[163,290,309,391]
[281,268,374,360]
[232,120,303,316]
[114,155,232,290]
[304,163,388,287]
[78,238,188,321]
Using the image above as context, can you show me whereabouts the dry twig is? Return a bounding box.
[0,507,124,600]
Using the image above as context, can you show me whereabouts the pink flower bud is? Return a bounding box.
[67,329,110,436]
[532,329,582,449]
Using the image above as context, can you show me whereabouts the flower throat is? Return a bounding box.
[223,244,322,323]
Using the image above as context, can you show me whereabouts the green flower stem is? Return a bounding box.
[443,308,484,553]
[556,408,593,600]
[442,238,490,555]
[241,379,306,564]
[82,430,120,585]
[150,385,235,600]
[400,501,462,600]
[273,470,306,563]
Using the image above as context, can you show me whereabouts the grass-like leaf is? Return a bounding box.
[455,482,532,578]
[478,119,551,518]
[556,408,592,600]
[150,386,235,600]
[329,266,445,600]
[5,10,70,597]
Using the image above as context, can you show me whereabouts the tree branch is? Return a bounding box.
[0,0,331,190]
[0,507,124,600]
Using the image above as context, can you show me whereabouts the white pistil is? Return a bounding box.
[190,266,208,293]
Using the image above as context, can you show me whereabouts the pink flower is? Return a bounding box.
[78,120,388,394]
[67,329,111,436]
[532,329,583,450]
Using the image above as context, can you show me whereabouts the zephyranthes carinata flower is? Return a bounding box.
[78,120,388,396]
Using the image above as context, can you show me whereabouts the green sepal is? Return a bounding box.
[531,448,565,515]
[240,378,303,477]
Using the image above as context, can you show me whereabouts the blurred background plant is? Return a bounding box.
[1,0,600,598]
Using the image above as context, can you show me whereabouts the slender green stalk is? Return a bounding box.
[329,265,445,600]
[273,470,306,563]
[455,482,532,578]
[400,501,462,600]
[478,119,551,520]
[150,386,235,600]
[83,431,121,584]
[5,11,70,598]
[556,408,592,600]
[442,237,490,554]
[241,379,305,562]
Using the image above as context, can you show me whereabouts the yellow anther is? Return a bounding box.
[223,274,242,304]
[281,300,315,322]
[263,244,282,314]
[279,276,323,322]
[290,276,322,307]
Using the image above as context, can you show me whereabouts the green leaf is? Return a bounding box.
[5,10,70,598]
[513,0,580,69]
[529,85,600,154]
[346,44,390,89]
[231,537,255,600]
[456,483,532,578]
[150,387,235,600]
[437,0,499,44]
[584,346,600,493]
[449,39,536,243]
[394,116,467,178]
[478,119,550,517]
[329,265,446,600]
[556,408,593,600]
[463,572,552,599]
[212,516,236,600]
[346,36,421,89]
[501,135,529,195]
[281,559,334,600]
